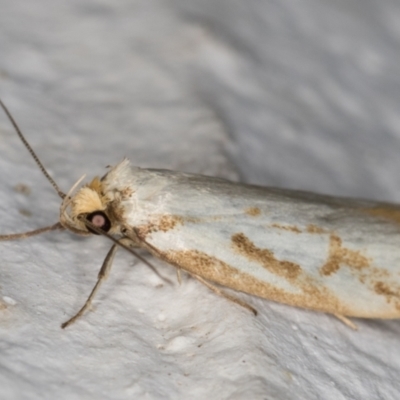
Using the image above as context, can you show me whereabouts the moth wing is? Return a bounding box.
[124,169,400,318]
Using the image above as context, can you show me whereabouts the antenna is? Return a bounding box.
[0,99,66,199]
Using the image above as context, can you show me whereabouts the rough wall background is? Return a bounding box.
[1,1,400,399]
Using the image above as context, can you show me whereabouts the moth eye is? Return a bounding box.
[86,211,111,234]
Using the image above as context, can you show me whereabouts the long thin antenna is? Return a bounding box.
[0,222,64,241]
[0,99,66,199]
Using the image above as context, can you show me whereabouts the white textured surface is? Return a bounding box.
[1,1,400,399]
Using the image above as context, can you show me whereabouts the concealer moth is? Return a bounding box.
[2,99,400,330]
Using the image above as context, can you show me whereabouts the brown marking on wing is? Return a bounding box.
[317,233,400,310]
[137,216,180,236]
[155,248,364,317]
[363,206,400,226]
[363,205,400,228]
[231,233,301,280]
[136,215,201,237]
[134,229,400,318]
[271,223,301,233]
[306,225,326,234]
[245,207,261,216]
[374,282,400,311]
[320,234,370,276]
[120,186,134,199]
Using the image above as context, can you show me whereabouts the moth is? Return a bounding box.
[2,99,400,330]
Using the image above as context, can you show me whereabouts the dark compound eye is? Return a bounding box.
[86,211,111,234]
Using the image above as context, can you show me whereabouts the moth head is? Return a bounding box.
[59,160,132,236]
[60,176,116,236]
[0,99,130,244]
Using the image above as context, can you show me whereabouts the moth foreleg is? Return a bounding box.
[61,242,119,329]
[192,274,257,316]
[333,313,358,330]
[176,268,182,285]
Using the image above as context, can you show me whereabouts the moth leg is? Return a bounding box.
[333,313,358,330]
[192,274,257,315]
[176,269,182,285]
[61,243,119,329]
